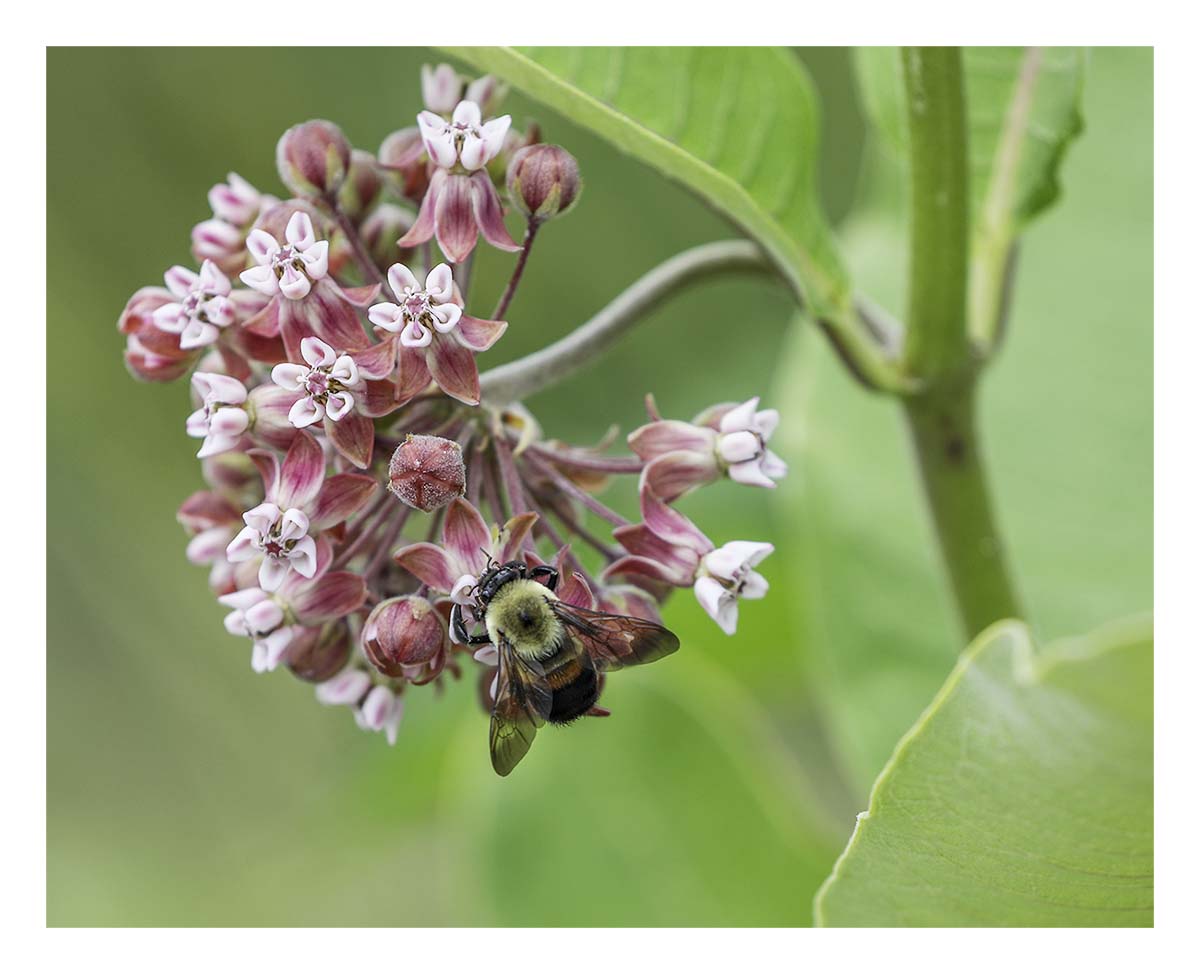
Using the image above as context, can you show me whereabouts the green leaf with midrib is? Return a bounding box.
[814,615,1153,927]
[440,47,849,318]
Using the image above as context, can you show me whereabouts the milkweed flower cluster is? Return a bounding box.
[117,63,787,750]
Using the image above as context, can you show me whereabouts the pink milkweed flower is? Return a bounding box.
[220,587,305,672]
[241,210,330,301]
[236,206,381,363]
[315,664,404,744]
[227,431,378,590]
[355,685,404,745]
[693,540,773,636]
[178,490,245,595]
[270,336,361,428]
[119,286,198,382]
[152,260,236,350]
[399,100,520,263]
[628,396,789,502]
[226,501,318,592]
[418,100,511,173]
[192,174,278,276]
[368,263,461,348]
[606,490,772,636]
[221,538,367,672]
[186,371,250,458]
[368,262,507,406]
[209,172,270,226]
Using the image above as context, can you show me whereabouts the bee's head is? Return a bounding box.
[475,559,530,607]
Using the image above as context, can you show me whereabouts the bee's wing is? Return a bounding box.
[549,602,679,672]
[489,636,554,777]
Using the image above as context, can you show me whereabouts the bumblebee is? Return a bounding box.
[451,560,679,776]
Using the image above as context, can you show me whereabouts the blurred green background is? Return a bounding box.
[47,48,1151,925]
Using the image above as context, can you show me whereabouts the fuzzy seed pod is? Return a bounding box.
[388,434,466,512]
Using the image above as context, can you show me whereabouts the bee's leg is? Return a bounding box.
[530,566,559,592]
[451,602,494,645]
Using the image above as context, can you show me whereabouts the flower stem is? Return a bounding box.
[330,206,385,287]
[899,47,1023,637]
[492,221,539,320]
[479,240,771,404]
[526,443,644,475]
[900,47,970,380]
[520,452,628,527]
[904,385,1022,636]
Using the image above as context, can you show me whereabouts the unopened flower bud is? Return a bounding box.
[421,63,464,114]
[360,203,416,270]
[276,119,352,199]
[362,596,447,677]
[507,144,582,223]
[465,75,507,118]
[337,149,384,222]
[388,434,466,512]
[287,624,353,683]
[379,127,432,203]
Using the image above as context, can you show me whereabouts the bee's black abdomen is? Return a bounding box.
[547,664,599,725]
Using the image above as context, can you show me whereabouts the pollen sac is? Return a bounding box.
[362,596,447,677]
[506,144,582,224]
[276,119,352,199]
[388,434,466,512]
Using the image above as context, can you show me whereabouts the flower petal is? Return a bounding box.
[638,488,712,553]
[285,211,316,249]
[393,542,459,592]
[694,577,738,635]
[271,363,308,390]
[397,169,442,248]
[704,540,774,580]
[718,397,761,434]
[728,459,777,488]
[291,571,367,624]
[325,411,374,469]
[495,511,539,564]
[469,171,520,252]
[276,431,325,509]
[424,263,455,301]
[454,314,506,351]
[310,473,378,530]
[434,173,478,263]
[259,556,290,592]
[628,419,716,461]
[288,535,319,578]
[451,100,482,126]
[427,333,480,405]
[353,337,397,379]
[610,524,698,585]
[641,451,720,503]
[442,498,492,575]
[717,430,761,465]
[288,396,324,429]
[246,229,279,266]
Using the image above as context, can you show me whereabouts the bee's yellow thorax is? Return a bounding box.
[484,579,564,660]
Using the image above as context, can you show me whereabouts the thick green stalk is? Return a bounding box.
[900,47,1023,636]
[904,387,1021,635]
[901,47,970,379]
